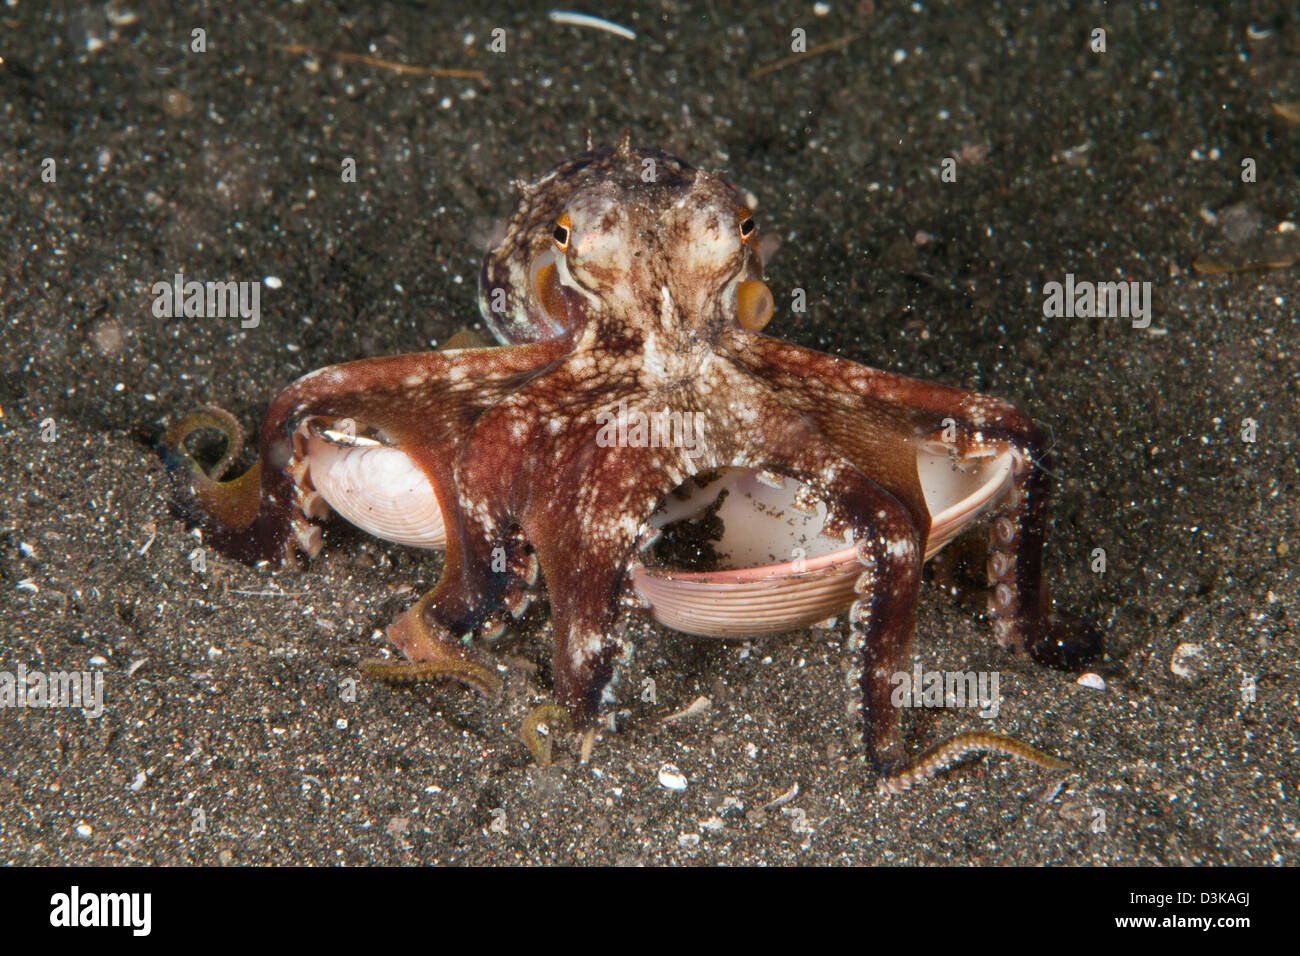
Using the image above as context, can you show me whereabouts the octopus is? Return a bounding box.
[163,134,1100,792]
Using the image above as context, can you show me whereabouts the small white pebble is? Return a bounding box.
[264,275,282,290]
[89,655,108,667]
[813,2,831,15]
[335,718,348,730]
[76,822,93,838]
[658,764,688,791]
[677,832,700,847]
[892,48,908,64]
[129,770,147,792]
[1077,672,1106,690]
[1171,642,1207,680]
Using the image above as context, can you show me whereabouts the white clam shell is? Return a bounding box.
[1076,672,1106,690]
[304,429,1012,639]
[306,433,447,550]
[631,448,1014,638]
[658,764,688,791]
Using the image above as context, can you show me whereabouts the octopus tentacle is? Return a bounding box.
[708,399,928,773]
[875,731,1071,795]
[980,428,1101,668]
[164,405,247,482]
[395,516,541,672]
[161,342,568,564]
[839,483,925,773]
[523,451,667,725]
[361,522,534,695]
[520,702,574,767]
[726,332,1100,670]
[534,550,627,728]
[162,405,265,533]
[363,589,502,696]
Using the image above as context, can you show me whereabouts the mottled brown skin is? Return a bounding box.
[164,137,1099,779]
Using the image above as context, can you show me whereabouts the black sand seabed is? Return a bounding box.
[0,2,1296,866]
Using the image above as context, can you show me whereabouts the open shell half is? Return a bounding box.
[629,448,1013,637]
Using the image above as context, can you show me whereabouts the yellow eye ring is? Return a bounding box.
[739,214,756,243]
[553,212,572,251]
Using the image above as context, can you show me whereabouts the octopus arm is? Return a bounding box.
[710,395,927,772]
[726,330,1100,670]
[162,341,569,564]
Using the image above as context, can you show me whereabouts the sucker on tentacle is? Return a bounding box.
[360,658,502,697]
[980,429,1100,670]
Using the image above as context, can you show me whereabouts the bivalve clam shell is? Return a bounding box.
[306,429,447,550]
[629,447,1014,638]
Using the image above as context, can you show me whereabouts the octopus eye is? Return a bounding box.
[553,212,572,251]
[739,216,756,243]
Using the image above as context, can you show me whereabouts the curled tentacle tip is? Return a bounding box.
[157,406,276,545]
[162,405,246,478]
[521,702,574,767]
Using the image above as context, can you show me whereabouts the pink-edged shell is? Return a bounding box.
[629,448,1013,638]
[302,427,1011,639]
